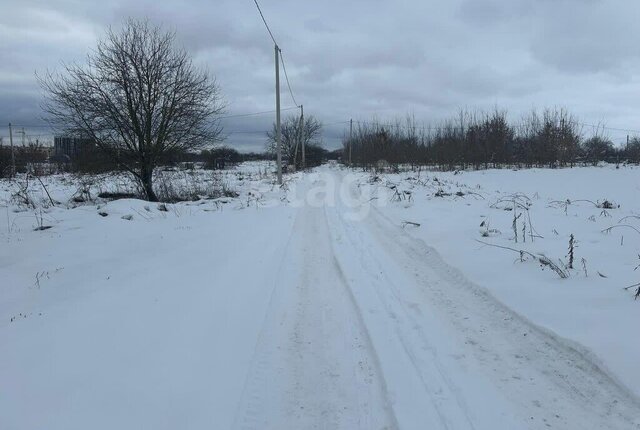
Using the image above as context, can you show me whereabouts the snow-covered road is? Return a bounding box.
[234,167,640,429]
[2,165,640,429]
[234,182,396,429]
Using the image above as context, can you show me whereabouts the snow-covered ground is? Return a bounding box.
[1,162,299,429]
[1,162,639,429]
[356,164,640,401]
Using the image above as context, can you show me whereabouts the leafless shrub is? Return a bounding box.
[70,178,95,204]
[401,221,420,228]
[387,183,412,202]
[597,200,618,209]
[434,189,451,198]
[476,239,569,279]
[618,215,640,224]
[10,176,35,209]
[155,170,238,202]
[567,234,575,269]
[623,257,640,300]
[602,224,640,235]
[491,193,541,242]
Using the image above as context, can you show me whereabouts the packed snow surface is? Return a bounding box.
[1,162,639,429]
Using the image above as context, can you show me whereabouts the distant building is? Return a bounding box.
[53,136,95,160]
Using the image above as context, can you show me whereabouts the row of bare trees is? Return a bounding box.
[344,109,639,171]
[0,141,49,177]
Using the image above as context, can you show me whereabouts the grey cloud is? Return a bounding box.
[2,0,640,151]
[529,0,640,73]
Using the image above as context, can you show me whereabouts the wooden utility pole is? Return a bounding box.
[299,105,305,170]
[8,123,15,177]
[349,118,353,166]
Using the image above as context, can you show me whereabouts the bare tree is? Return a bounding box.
[582,135,614,166]
[625,136,640,163]
[39,19,225,201]
[266,115,322,168]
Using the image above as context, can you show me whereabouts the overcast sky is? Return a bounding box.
[1,0,640,151]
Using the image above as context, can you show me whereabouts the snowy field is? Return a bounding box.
[357,163,640,399]
[1,161,640,429]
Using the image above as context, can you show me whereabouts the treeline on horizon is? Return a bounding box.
[0,141,343,176]
[0,144,272,176]
[341,108,640,171]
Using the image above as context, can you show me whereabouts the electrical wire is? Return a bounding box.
[218,106,298,120]
[251,0,301,110]
[2,107,300,129]
[574,122,640,134]
[2,124,53,128]
[323,120,351,126]
[252,0,277,46]
[279,50,299,108]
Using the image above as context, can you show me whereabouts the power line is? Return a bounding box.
[1,124,53,128]
[323,120,351,127]
[252,0,277,46]
[227,130,271,134]
[219,106,298,120]
[279,50,299,107]
[573,122,640,134]
[3,108,300,129]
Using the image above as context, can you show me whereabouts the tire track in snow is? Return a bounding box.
[232,209,300,430]
[325,166,640,429]
[326,194,484,430]
[344,226,477,429]
[232,180,397,430]
[366,204,640,428]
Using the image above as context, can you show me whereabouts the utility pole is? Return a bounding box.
[14,127,27,148]
[299,105,305,170]
[349,118,353,166]
[275,44,282,185]
[8,123,15,178]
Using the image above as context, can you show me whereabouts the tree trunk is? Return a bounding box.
[140,166,158,201]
